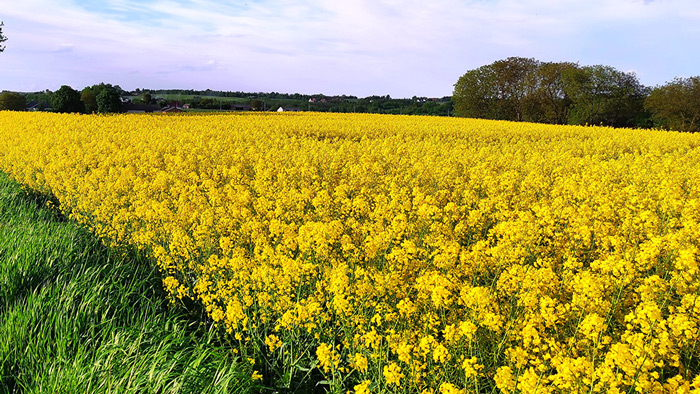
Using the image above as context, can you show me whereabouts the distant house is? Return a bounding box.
[182,103,191,109]
[161,106,183,113]
[121,103,161,113]
[277,107,302,112]
[26,101,41,111]
[232,103,252,111]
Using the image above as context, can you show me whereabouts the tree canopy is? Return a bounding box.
[0,92,26,111]
[453,58,650,128]
[454,57,573,123]
[52,85,84,113]
[522,61,578,124]
[645,76,700,132]
[78,83,124,113]
[563,65,649,128]
[81,87,98,113]
[94,84,122,113]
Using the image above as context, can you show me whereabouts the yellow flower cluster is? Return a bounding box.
[2,111,700,393]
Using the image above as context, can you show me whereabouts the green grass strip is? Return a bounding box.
[0,172,255,394]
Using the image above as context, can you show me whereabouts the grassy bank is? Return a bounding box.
[0,172,255,394]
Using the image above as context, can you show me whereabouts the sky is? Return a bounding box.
[1,0,699,98]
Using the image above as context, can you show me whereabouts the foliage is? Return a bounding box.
[0,92,26,111]
[489,57,540,121]
[563,65,649,128]
[80,87,98,113]
[94,83,123,113]
[2,112,700,393]
[454,58,651,128]
[453,57,545,121]
[645,76,700,132]
[51,85,84,113]
[521,62,578,124]
[452,64,497,119]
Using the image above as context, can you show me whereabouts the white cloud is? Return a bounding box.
[1,0,699,96]
[51,44,75,53]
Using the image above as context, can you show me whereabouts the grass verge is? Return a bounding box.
[0,171,257,394]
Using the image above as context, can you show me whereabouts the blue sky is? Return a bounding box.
[1,0,699,97]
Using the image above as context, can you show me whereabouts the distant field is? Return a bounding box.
[1,111,699,393]
[128,94,251,104]
[127,94,294,112]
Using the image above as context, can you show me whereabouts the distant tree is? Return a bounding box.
[251,99,263,111]
[453,57,539,121]
[200,97,217,109]
[142,92,152,104]
[81,87,98,113]
[491,57,540,121]
[52,85,84,113]
[95,84,122,113]
[0,21,7,52]
[452,65,496,118]
[454,59,655,127]
[645,76,700,132]
[522,62,578,124]
[0,92,26,111]
[563,65,648,127]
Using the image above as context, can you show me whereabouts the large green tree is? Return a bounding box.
[645,76,700,132]
[491,57,540,121]
[453,58,651,127]
[521,62,578,124]
[453,57,539,121]
[91,83,123,113]
[52,85,84,113]
[453,65,496,119]
[562,65,648,128]
[0,21,7,52]
[0,92,26,111]
[81,87,98,113]
[96,85,122,113]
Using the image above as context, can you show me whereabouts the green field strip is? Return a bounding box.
[0,172,255,394]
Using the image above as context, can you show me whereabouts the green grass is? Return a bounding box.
[0,172,256,394]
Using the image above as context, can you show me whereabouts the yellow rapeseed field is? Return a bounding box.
[1,111,700,393]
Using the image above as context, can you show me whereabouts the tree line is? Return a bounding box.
[0,85,454,116]
[0,84,125,114]
[134,89,454,115]
[453,57,700,132]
